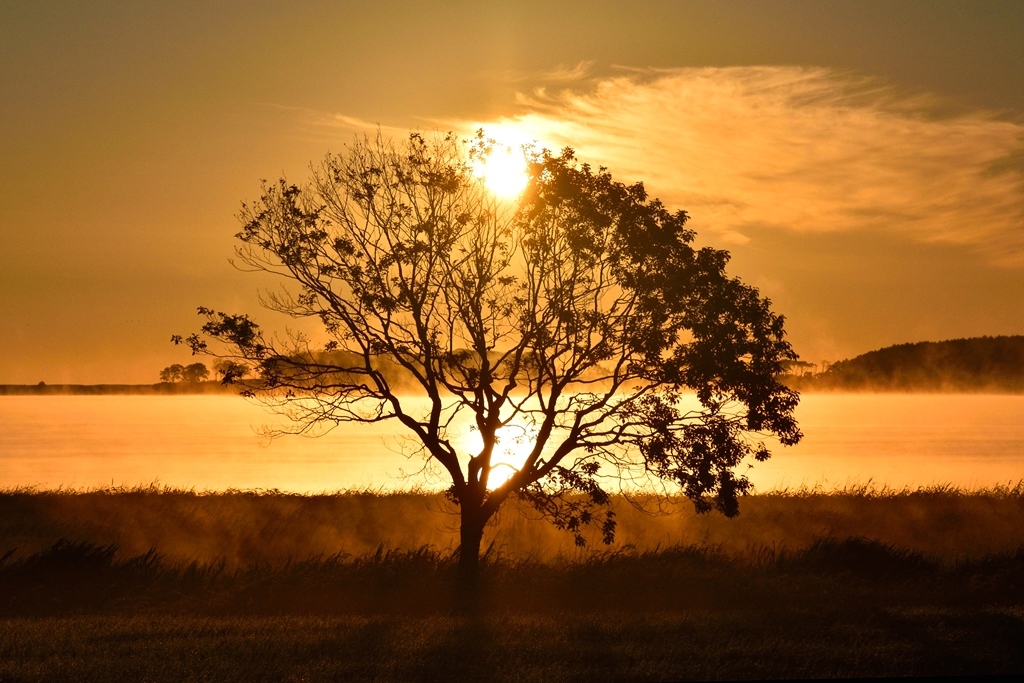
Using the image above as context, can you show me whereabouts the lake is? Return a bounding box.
[2,393,1022,492]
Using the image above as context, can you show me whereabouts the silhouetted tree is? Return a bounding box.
[159,364,185,383]
[176,131,801,581]
[213,359,250,384]
[780,360,816,377]
[181,362,210,383]
[159,362,209,384]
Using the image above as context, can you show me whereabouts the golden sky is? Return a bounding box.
[1,1,1022,383]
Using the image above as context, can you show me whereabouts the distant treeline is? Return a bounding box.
[0,382,239,396]
[785,335,1024,392]
[9,335,1024,395]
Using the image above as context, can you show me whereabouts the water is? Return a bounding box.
[1,394,1022,492]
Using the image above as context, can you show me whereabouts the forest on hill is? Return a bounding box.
[785,336,1024,392]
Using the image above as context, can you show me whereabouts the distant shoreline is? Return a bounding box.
[2,383,1024,396]
[0,382,240,395]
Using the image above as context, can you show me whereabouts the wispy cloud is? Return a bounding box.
[534,61,596,84]
[281,105,413,146]
[446,67,1024,264]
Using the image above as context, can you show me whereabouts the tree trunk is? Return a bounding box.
[455,504,489,614]
[458,508,486,582]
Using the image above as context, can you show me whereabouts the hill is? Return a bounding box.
[785,335,1024,392]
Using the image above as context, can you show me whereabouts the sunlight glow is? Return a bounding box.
[487,422,539,488]
[456,69,1024,265]
[471,143,529,198]
[460,420,540,489]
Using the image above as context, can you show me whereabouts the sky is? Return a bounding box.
[1,0,1022,383]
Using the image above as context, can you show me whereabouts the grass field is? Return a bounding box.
[3,483,1023,565]
[1,486,1023,680]
[4,607,1023,682]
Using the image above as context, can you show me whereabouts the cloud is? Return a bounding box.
[447,67,1024,265]
[285,107,413,145]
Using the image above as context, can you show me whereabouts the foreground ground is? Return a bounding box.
[1,488,1022,680]
[5,606,1023,682]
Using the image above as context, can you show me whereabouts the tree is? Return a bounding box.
[159,364,184,383]
[175,131,802,581]
[159,362,209,384]
[213,359,250,383]
[181,362,210,383]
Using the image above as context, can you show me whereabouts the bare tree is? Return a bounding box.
[175,131,801,580]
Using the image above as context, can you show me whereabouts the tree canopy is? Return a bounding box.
[159,362,209,384]
[176,131,801,576]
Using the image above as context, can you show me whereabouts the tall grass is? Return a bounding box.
[2,530,1023,618]
[2,484,1022,567]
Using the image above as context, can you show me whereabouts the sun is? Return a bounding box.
[459,420,539,489]
[486,423,538,488]
[471,143,529,198]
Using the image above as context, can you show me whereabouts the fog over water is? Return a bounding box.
[2,394,1022,492]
